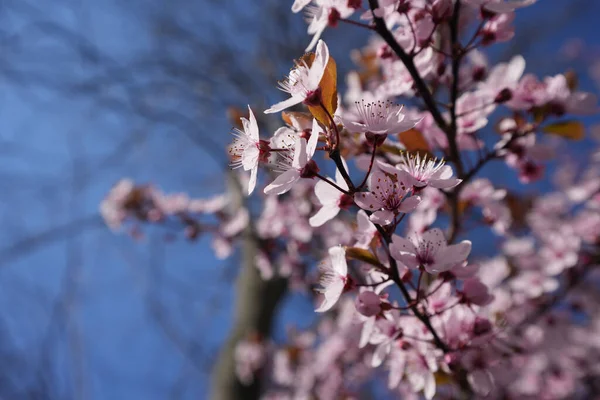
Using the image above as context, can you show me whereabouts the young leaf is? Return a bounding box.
[542,120,585,140]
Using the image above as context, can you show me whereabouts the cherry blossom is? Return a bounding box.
[378,153,461,189]
[228,106,266,195]
[265,39,330,114]
[390,228,472,274]
[354,169,421,225]
[264,118,321,195]
[341,100,420,136]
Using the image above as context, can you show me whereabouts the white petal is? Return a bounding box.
[315,279,344,312]
[264,96,302,114]
[424,372,436,400]
[246,105,259,141]
[309,39,329,82]
[314,179,340,204]
[309,205,340,227]
[247,166,257,196]
[334,156,349,188]
[307,118,320,158]
[293,138,308,169]
[371,340,392,367]
[359,316,375,348]
[291,0,311,13]
[328,245,347,276]
[242,146,259,171]
[264,170,300,195]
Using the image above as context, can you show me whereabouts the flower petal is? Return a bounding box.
[264,96,302,114]
[309,204,340,227]
[328,245,347,276]
[264,170,300,195]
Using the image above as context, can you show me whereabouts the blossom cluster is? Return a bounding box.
[101,0,600,398]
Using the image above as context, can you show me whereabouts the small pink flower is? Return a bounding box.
[342,100,420,135]
[303,1,356,51]
[315,246,349,312]
[390,228,472,274]
[378,154,461,189]
[228,106,266,195]
[354,169,421,225]
[265,40,329,113]
[264,118,321,195]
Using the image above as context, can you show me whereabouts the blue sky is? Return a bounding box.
[0,0,598,398]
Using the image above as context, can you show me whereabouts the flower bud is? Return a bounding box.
[347,0,362,9]
[494,88,513,103]
[300,160,320,178]
[355,291,382,317]
[365,132,388,147]
[473,317,493,336]
[328,8,341,27]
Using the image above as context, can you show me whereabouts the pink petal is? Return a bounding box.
[246,105,259,141]
[370,210,394,225]
[354,192,383,211]
[398,195,421,212]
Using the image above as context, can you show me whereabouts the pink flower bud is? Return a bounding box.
[355,291,381,317]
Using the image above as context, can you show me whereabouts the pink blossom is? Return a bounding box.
[481,12,515,44]
[303,1,355,51]
[315,246,349,312]
[341,100,420,135]
[477,54,525,100]
[100,179,135,230]
[378,153,461,189]
[228,106,265,195]
[390,228,472,274]
[265,40,329,113]
[264,118,320,195]
[354,169,421,225]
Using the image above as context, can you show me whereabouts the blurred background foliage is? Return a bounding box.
[0,0,598,398]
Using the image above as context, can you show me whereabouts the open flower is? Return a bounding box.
[378,154,461,189]
[265,40,329,114]
[309,158,352,227]
[354,169,421,225]
[264,118,321,195]
[342,100,420,135]
[303,1,356,51]
[390,228,472,274]
[228,106,267,195]
[315,245,349,312]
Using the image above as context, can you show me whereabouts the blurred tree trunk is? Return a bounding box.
[210,173,287,400]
